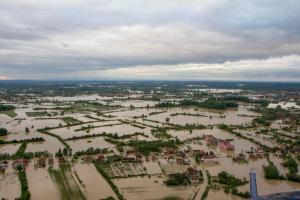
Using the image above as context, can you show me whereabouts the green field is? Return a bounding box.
[62,117,82,125]
[0,110,17,117]
[26,111,48,117]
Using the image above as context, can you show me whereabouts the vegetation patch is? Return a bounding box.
[15,142,28,158]
[127,139,182,155]
[0,104,17,117]
[48,164,86,200]
[17,167,31,200]
[26,111,49,117]
[0,127,8,136]
[94,162,125,200]
[214,171,250,199]
[151,128,172,139]
[62,117,82,125]
[263,160,284,180]
[180,99,238,110]
[165,173,190,186]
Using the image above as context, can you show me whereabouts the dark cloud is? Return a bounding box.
[0,0,299,80]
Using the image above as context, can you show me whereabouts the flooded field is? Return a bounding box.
[114,176,196,200]
[0,162,21,200]
[26,162,60,200]
[1,91,300,200]
[74,162,117,200]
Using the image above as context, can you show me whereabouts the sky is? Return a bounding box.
[0,0,300,81]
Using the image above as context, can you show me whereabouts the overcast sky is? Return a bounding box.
[0,0,300,81]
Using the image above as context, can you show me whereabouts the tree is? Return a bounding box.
[63,147,69,156]
[55,149,63,157]
[263,163,283,179]
[0,128,8,136]
[166,117,170,122]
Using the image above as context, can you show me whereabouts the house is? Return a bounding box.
[201,154,218,163]
[151,154,157,161]
[0,161,8,171]
[183,158,191,165]
[37,157,46,168]
[187,167,198,175]
[95,154,105,162]
[48,157,54,165]
[164,148,176,155]
[135,153,143,161]
[145,156,150,162]
[176,150,185,157]
[219,140,234,150]
[168,157,176,163]
[58,157,66,164]
[176,157,183,164]
[192,149,205,156]
[189,175,201,184]
[233,153,247,162]
[13,159,29,169]
[124,154,136,161]
[82,155,93,162]
[186,167,202,184]
[255,147,264,154]
[125,146,135,154]
[205,135,219,146]
[290,147,300,154]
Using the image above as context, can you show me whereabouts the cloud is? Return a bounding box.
[74,55,300,81]
[0,0,299,80]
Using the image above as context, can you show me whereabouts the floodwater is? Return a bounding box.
[0,162,21,200]
[0,143,20,154]
[206,190,242,200]
[1,96,300,200]
[146,105,258,126]
[68,137,115,152]
[26,162,60,200]
[201,155,300,196]
[74,162,117,200]
[114,176,196,200]
[51,123,151,139]
[110,100,158,108]
[268,102,300,109]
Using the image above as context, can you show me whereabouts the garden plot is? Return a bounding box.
[109,162,146,177]
[48,164,86,200]
[158,159,190,175]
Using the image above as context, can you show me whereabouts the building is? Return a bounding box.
[205,135,219,146]
[186,167,202,184]
[201,154,218,163]
[13,159,29,169]
[233,153,247,162]
[219,140,234,150]
[0,161,8,171]
[183,157,190,165]
[124,154,136,161]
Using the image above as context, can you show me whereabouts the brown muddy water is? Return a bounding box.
[74,162,117,200]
